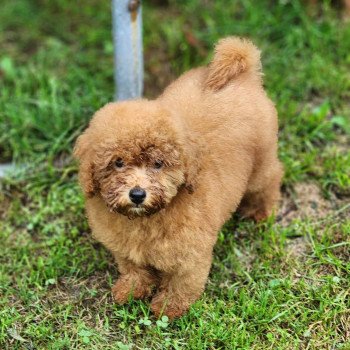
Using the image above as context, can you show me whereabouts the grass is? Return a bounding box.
[0,0,349,349]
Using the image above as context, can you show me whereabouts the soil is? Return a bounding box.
[278,182,336,226]
[278,182,349,258]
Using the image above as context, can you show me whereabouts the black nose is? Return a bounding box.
[129,187,146,204]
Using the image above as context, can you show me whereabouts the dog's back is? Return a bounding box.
[158,37,276,141]
[159,37,282,223]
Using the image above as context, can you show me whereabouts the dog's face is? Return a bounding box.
[74,101,195,219]
[95,141,185,218]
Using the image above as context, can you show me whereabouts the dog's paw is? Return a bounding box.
[239,205,270,222]
[150,292,190,319]
[112,275,153,304]
[251,209,270,222]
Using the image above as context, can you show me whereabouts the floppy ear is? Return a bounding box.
[73,133,98,197]
[182,135,202,194]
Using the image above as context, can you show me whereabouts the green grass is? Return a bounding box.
[0,0,349,349]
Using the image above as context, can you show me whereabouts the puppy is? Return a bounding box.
[74,37,283,319]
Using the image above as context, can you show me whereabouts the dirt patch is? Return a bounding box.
[277,182,349,258]
[47,271,113,307]
[285,236,310,259]
[332,134,350,153]
[0,193,11,220]
[278,182,335,226]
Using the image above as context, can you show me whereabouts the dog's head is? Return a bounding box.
[74,101,200,219]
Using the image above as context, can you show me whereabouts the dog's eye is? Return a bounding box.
[154,160,163,169]
[115,158,124,168]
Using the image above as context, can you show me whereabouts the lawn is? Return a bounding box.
[0,0,349,349]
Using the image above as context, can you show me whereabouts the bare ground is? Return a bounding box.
[278,182,349,259]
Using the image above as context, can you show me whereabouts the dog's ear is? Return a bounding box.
[182,135,202,194]
[73,133,98,197]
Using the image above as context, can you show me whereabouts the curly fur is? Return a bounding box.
[74,36,283,319]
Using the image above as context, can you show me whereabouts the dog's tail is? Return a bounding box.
[205,37,261,91]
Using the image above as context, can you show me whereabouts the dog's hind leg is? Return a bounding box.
[112,258,160,304]
[238,159,283,222]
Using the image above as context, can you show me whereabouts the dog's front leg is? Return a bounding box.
[150,256,212,319]
[112,257,160,304]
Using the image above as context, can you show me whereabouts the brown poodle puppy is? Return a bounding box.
[74,37,283,319]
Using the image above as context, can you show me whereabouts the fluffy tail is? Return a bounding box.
[205,37,261,91]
